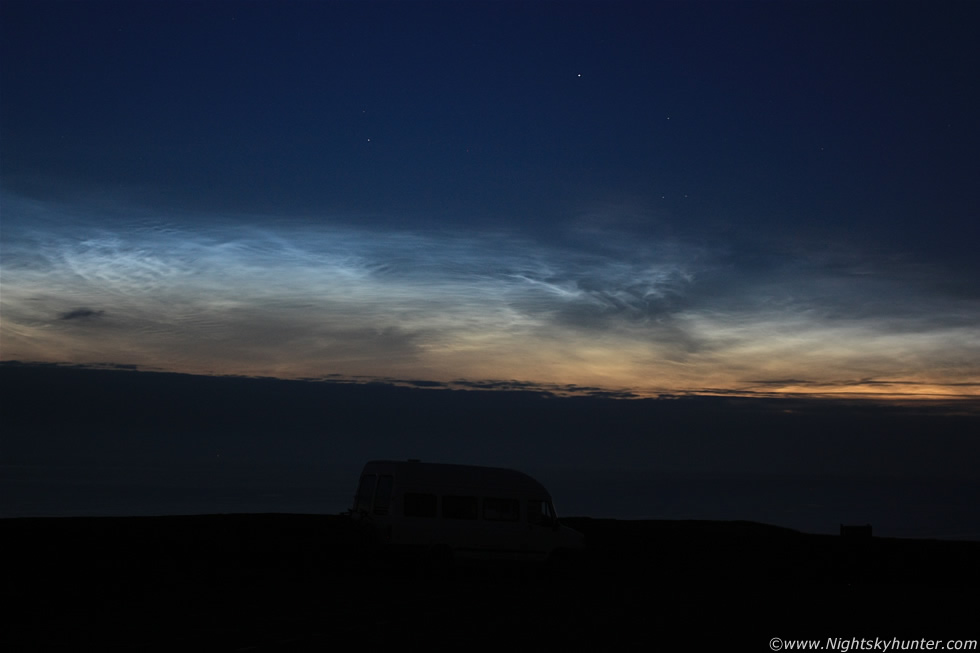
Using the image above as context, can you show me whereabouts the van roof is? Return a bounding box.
[360,460,552,499]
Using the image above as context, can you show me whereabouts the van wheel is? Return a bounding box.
[426,545,454,578]
[547,548,573,578]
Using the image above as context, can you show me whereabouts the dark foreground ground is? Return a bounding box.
[3,514,977,649]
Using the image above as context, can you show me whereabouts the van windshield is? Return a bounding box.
[528,499,557,527]
[354,474,375,513]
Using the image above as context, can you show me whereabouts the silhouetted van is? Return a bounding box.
[351,460,584,562]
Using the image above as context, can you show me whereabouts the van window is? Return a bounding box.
[354,474,376,513]
[483,497,520,522]
[528,499,556,526]
[442,495,478,520]
[404,492,437,518]
[374,475,393,515]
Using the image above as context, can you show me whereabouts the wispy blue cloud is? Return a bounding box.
[2,192,977,397]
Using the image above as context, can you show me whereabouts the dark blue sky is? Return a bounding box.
[2,1,979,398]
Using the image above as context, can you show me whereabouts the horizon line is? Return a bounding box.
[4,359,979,406]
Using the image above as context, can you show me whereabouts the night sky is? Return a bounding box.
[3,2,980,537]
[3,0,979,399]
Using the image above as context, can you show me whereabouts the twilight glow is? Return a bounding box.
[2,194,977,398]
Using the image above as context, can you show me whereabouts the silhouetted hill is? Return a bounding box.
[2,514,977,648]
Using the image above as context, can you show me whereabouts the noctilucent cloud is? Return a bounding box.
[2,1,979,399]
